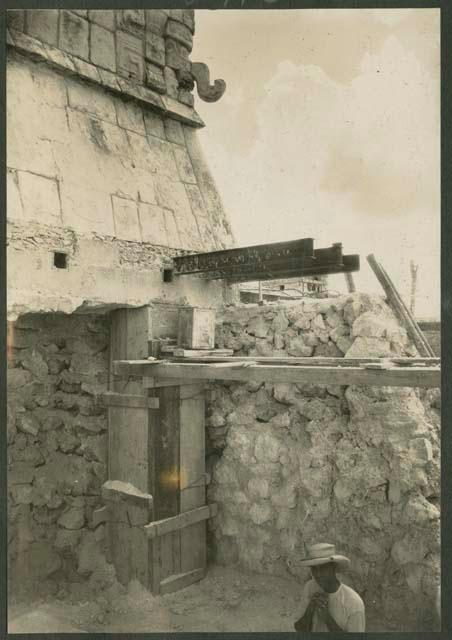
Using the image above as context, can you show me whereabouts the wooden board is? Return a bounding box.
[114,360,440,388]
[144,505,214,538]
[180,384,206,575]
[107,307,155,589]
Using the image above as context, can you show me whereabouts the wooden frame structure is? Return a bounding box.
[113,356,440,389]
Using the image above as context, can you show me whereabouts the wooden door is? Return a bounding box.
[105,305,213,594]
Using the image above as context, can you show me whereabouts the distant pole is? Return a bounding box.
[410,260,418,316]
[345,273,356,293]
[258,281,264,305]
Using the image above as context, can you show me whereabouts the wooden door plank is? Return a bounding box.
[108,405,150,493]
[152,385,181,520]
[180,384,206,574]
[144,505,217,538]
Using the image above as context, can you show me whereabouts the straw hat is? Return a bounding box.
[299,543,350,571]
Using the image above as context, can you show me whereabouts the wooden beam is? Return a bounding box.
[101,391,159,409]
[144,504,218,539]
[101,480,154,508]
[162,356,440,367]
[114,360,440,388]
[159,568,205,595]
[367,254,435,357]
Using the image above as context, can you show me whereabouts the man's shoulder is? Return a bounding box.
[340,583,365,610]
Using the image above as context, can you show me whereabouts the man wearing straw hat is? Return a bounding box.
[294,543,365,632]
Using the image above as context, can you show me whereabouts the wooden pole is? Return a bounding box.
[410,260,418,316]
[367,254,434,357]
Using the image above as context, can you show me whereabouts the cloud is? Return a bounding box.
[195,10,439,317]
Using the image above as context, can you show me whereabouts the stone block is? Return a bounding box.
[72,10,88,18]
[288,337,312,357]
[164,67,179,98]
[17,171,62,226]
[145,32,165,68]
[66,77,117,124]
[172,145,196,184]
[165,38,191,72]
[90,24,116,72]
[409,438,433,465]
[145,62,166,94]
[72,57,101,85]
[118,10,145,35]
[116,30,144,82]
[163,209,182,248]
[138,202,167,245]
[145,10,168,35]
[21,349,48,377]
[59,10,89,60]
[164,117,185,145]
[143,109,165,139]
[26,10,59,46]
[88,10,115,31]
[115,98,145,134]
[7,10,25,31]
[345,336,392,358]
[183,9,195,34]
[165,19,193,52]
[7,169,23,221]
[169,9,185,23]
[10,484,34,505]
[178,89,194,107]
[391,534,428,565]
[249,502,272,525]
[185,183,208,219]
[111,195,141,242]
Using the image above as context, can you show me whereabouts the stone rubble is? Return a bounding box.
[206,293,440,630]
[7,313,110,598]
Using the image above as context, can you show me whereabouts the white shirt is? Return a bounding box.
[298,579,365,632]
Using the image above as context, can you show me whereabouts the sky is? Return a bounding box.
[192,9,440,319]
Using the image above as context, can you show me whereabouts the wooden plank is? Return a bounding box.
[150,537,162,594]
[114,360,440,388]
[120,356,439,370]
[102,391,159,409]
[143,377,194,389]
[161,348,234,358]
[108,405,151,492]
[152,385,181,520]
[180,384,206,574]
[367,254,435,357]
[102,480,153,508]
[159,568,206,595]
[144,504,218,539]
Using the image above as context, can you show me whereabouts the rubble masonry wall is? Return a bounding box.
[7,313,112,600]
[206,293,440,631]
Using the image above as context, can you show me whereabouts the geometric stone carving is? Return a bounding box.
[116,30,144,82]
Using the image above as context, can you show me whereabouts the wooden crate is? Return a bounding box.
[177,307,216,350]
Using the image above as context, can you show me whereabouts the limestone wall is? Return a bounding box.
[206,294,440,631]
[7,9,234,319]
[7,313,111,600]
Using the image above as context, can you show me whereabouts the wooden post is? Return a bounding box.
[345,272,356,293]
